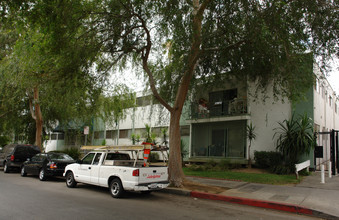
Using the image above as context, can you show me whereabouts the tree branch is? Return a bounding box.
[0,111,11,118]
[202,40,246,52]
[120,2,173,112]
[174,0,212,111]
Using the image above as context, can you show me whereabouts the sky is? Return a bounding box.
[327,58,339,94]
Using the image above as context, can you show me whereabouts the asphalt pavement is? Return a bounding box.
[162,171,339,220]
[0,170,315,220]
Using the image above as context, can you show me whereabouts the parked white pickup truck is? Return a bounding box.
[63,145,169,198]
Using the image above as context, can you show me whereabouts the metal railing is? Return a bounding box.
[190,98,248,119]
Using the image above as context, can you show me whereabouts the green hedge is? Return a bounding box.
[254,151,283,168]
[254,151,295,175]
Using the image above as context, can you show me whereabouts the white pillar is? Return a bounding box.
[328,161,332,178]
[321,164,325,184]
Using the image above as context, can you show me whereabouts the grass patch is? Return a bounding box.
[183,167,301,185]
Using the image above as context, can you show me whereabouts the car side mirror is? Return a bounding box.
[76,159,83,164]
[26,158,31,162]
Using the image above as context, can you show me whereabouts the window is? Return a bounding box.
[51,134,57,140]
[49,153,73,160]
[31,155,39,162]
[136,95,152,107]
[335,103,338,114]
[180,126,190,136]
[82,153,95,164]
[209,89,238,116]
[314,124,320,133]
[39,154,47,162]
[106,130,113,139]
[58,133,64,140]
[119,129,130,138]
[94,131,99,139]
[106,153,130,160]
[93,153,102,165]
[329,96,332,107]
[315,78,320,93]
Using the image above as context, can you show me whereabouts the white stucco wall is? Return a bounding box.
[105,103,170,145]
[313,65,339,165]
[106,104,170,131]
[248,82,292,158]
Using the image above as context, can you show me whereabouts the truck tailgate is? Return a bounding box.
[138,167,168,184]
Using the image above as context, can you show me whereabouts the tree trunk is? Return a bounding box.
[140,0,211,187]
[168,109,185,187]
[29,87,43,151]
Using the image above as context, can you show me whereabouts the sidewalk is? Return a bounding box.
[162,172,339,219]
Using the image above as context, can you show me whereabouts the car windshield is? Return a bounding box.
[48,153,73,160]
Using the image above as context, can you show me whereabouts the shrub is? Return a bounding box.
[271,163,295,175]
[186,160,241,172]
[254,151,297,174]
[62,148,81,160]
[206,159,217,167]
[254,151,283,169]
[218,160,231,171]
[189,164,204,171]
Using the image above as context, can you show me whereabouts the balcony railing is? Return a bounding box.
[190,98,248,120]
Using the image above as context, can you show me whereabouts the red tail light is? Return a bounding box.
[10,155,15,161]
[49,162,57,169]
[132,169,139,177]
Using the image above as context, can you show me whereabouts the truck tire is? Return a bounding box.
[109,178,124,198]
[3,162,10,173]
[66,172,77,188]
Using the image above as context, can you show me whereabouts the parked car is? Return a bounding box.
[0,144,41,173]
[64,147,169,198]
[21,152,75,181]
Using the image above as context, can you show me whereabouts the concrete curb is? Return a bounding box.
[159,188,339,220]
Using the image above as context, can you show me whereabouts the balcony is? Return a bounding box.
[189,98,249,120]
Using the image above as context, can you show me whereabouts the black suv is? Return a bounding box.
[0,144,41,173]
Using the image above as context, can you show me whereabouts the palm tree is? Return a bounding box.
[247,122,257,168]
[274,113,315,165]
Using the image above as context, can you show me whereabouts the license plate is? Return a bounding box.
[149,183,157,189]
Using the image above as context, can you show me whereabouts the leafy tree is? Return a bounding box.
[83,0,337,187]
[3,0,337,187]
[0,2,107,149]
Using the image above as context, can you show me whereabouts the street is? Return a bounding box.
[0,170,320,220]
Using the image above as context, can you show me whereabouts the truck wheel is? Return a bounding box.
[39,169,46,181]
[20,166,27,177]
[66,172,77,188]
[109,178,124,198]
[3,162,10,173]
